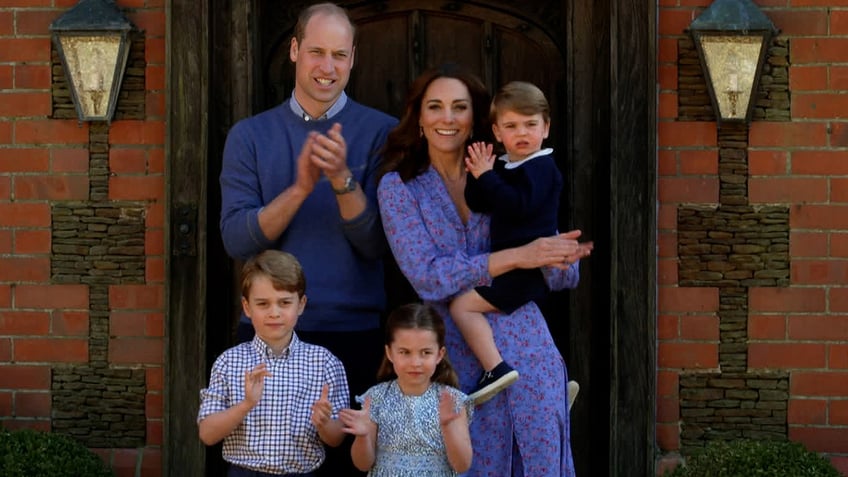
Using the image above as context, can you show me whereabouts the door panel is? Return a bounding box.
[349,14,412,116]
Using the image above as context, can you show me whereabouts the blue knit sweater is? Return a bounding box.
[220,99,397,331]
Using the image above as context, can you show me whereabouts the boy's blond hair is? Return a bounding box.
[240,250,306,299]
[490,81,550,123]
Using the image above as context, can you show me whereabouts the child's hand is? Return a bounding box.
[439,389,462,426]
[310,384,333,429]
[339,396,375,436]
[465,141,495,179]
[243,363,271,407]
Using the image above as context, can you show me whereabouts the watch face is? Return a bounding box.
[334,176,356,194]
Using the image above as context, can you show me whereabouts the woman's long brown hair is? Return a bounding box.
[378,63,493,182]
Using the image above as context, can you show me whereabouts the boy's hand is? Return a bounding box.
[339,396,375,436]
[439,389,463,426]
[243,363,271,407]
[311,384,333,429]
[465,141,495,179]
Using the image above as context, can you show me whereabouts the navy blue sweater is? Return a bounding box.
[465,149,563,251]
[220,99,397,331]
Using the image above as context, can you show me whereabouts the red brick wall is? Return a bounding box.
[659,0,848,475]
[0,1,165,476]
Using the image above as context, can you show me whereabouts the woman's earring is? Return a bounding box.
[419,126,423,137]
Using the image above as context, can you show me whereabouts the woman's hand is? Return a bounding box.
[520,230,593,269]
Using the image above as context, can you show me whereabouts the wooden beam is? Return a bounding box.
[166,0,208,475]
[609,0,657,475]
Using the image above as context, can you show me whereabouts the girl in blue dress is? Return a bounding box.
[339,303,473,477]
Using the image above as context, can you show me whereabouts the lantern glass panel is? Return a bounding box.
[58,33,123,119]
[698,34,763,121]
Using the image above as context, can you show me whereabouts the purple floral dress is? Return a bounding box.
[378,167,578,477]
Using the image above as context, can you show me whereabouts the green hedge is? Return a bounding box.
[0,428,115,477]
[664,439,840,477]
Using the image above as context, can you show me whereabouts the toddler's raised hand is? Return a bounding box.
[465,141,495,179]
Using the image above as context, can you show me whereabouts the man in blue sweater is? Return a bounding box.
[219,3,397,475]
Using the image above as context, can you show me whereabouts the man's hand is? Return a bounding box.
[295,132,322,194]
[311,123,351,183]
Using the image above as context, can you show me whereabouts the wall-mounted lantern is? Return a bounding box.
[688,0,778,125]
[50,0,134,123]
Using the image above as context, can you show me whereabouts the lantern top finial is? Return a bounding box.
[49,0,132,33]
[689,0,778,33]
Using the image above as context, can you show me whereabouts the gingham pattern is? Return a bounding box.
[198,334,349,474]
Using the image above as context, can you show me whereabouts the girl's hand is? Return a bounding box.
[464,141,495,179]
[243,363,271,407]
[439,390,463,427]
[339,396,375,436]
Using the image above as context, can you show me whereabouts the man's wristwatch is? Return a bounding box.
[332,175,357,195]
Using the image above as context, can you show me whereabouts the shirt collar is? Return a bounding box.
[251,332,300,360]
[289,91,348,122]
[499,147,554,169]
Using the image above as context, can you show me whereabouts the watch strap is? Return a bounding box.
[332,175,357,195]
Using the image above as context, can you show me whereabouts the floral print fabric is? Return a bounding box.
[378,167,577,477]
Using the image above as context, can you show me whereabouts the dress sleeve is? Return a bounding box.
[543,260,581,291]
[378,173,490,302]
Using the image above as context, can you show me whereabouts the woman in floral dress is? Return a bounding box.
[377,63,591,477]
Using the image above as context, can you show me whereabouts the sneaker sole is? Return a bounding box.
[567,381,580,412]
[469,370,519,405]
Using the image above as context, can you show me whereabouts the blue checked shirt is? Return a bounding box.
[198,333,349,474]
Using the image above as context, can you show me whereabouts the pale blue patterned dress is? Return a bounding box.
[378,167,578,477]
[357,380,472,477]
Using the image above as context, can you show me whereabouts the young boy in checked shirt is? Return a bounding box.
[198,250,349,476]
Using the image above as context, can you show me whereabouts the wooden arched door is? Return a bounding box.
[261,2,566,148]
[181,0,657,476]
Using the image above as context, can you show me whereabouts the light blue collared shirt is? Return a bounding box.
[289,91,348,121]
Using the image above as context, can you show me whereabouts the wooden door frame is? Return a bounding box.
[166,0,656,475]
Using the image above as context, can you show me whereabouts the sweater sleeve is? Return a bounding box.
[464,172,493,213]
[378,173,490,302]
[474,158,561,219]
[337,120,394,260]
[219,123,276,260]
